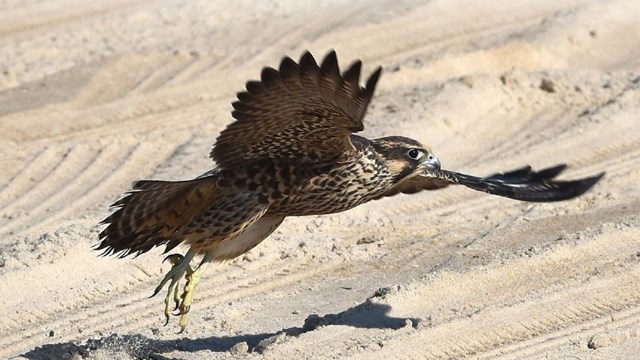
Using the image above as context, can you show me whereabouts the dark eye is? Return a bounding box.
[407,148,421,160]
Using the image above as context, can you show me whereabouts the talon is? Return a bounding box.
[174,252,214,329]
[150,286,162,298]
[172,305,190,316]
[149,250,196,327]
[150,250,214,329]
[171,277,181,310]
[163,253,184,265]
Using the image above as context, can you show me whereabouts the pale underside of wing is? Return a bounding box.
[381,164,604,202]
[210,50,382,168]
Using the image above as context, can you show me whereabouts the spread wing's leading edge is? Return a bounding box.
[211,51,382,168]
[382,164,604,202]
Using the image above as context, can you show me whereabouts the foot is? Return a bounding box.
[150,249,196,326]
[176,254,212,330]
[150,249,214,331]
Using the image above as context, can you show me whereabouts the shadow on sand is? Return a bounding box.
[21,294,420,360]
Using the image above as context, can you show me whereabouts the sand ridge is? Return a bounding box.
[1,0,639,359]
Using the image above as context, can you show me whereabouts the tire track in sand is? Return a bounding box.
[305,219,640,360]
[2,1,639,359]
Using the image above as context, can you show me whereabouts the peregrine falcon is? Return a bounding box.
[96,51,604,330]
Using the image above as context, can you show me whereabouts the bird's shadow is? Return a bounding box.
[21,294,420,360]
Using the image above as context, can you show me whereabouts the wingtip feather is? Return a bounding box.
[364,66,383,98]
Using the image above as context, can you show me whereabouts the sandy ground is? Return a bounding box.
[1,0,639,359]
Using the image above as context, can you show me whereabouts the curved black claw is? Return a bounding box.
[173,305,191,316]
[163,253,184,264]
[444,164,604,202]
[150,287,163,299]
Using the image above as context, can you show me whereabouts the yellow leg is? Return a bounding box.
[150,249,196,326]
[177,251,214,331]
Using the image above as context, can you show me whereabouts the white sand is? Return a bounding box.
[1,0,639,359]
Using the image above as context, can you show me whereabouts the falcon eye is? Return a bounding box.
[407,148,422,160]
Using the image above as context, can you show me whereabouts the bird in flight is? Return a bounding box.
[96,51,604,331]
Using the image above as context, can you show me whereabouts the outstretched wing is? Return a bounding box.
[210,50,382,168]
[380,164,604,202]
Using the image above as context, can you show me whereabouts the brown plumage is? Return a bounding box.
[96,51,604,329]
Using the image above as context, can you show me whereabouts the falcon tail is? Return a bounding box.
[437,164,604,202]
[95,177,216,258]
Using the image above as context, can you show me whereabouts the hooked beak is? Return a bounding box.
[421,153,441,170]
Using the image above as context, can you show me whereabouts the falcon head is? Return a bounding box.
[371,136,440,182]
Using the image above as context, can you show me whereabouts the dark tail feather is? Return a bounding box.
[445,164,604,202]
[95,178,211,257]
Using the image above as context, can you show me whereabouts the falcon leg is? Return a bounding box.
[176,251,214,331]
[150,248,196,326]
